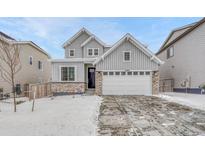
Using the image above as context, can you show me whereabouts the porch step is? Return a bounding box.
[85,89,95,95]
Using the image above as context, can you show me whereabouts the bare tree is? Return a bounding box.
[0,36,21,112]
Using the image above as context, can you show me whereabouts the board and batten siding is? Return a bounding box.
[96,40,158,71]
[157,21,205,88]
[52,62,84,82]
[64,33,90,58]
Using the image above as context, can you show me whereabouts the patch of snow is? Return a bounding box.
[0,95,102,136]
[162,123,175,126]
[158,92,205,111]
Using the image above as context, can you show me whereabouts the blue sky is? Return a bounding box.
[0,17,202,58]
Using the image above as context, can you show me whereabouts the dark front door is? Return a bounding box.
[88,68,95,88]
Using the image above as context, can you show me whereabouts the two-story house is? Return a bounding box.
[156,18,205,94]
[51,28,162,95]
[0,31,51,95]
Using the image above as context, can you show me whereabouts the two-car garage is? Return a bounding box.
[102,71,152,95]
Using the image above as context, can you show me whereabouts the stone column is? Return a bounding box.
[152,71,159,95]
[95,71,102,95]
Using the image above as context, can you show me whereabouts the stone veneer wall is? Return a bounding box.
[95,71,102,95]
[152,71,159,95]
[51,82,85,94]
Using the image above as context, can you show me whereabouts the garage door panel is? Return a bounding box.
[102,75,152,95]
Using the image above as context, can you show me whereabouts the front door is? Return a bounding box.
[88,68,95,88]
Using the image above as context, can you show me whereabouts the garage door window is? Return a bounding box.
[140,72,144,75]
[115,72,120,75]
[121,72,126,75]
[109,72,114,75]
[133,72,138,75]
[103,72,108,75]
[127,72,132,75]
[145,72,150,75]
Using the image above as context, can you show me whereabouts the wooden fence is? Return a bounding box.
[159,79,174,92]
[27,83,52,99]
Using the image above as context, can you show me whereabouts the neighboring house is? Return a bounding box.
[51,28,162,95]
[0,31,51,94]
[156,18,205,93]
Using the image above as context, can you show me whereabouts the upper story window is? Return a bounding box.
[60,66,76,81]
[88,49,93,56]
[87,48,99,56]
[69,49,75,57]
[38,61,43,71]
[29,56,33,65]
[94,48,99,56]
[167,46,174,59]
[123,51,131,62]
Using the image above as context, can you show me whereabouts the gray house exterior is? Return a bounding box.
[51,28,162,95]
[156,18,205,93]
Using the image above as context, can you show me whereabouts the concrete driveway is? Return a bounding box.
[97,96,205,136]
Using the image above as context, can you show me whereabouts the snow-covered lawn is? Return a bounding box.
[0,95,102,136]
[158,92,205,111]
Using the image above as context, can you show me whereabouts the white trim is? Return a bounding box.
[81,35,107,47]
[87,48,99,57]
[123,51,131,62]
[87,67,96,89]
[51,58,97,63]
[68,49,75,57]
[59,65,77,82]
[29,56,33,65]
[93,33,163,65]
[100,69,152,72]
[62,28,92,48]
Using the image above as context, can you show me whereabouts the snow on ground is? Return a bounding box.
[0,95,102,136]
[158,92,205,111]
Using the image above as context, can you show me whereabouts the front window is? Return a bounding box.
[167,46,174,59]
[68,67,75,81]
[69,49,75,57]
[124,51,131,62]
[61,67,75,81]
[38,61,43,70]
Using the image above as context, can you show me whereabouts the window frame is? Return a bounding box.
[94,48,99,56]
[38,61,43,71]
[123,51,131,62]
[87,48,93,56]
[68,49,75,57]
[29,56,33,65]
[167,46,174,59]
[87,48,99,56]
[59,66,77,82]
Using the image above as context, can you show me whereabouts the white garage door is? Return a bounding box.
[102,71,152,95]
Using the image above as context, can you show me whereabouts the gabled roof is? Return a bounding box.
[0,31,50,58]
[62,28,92,48]
[156,17,205,55]
[81,35,108,47]
[160,23,196,49]
[0,31,16,41]
[93,33,163,65]
[17,41,51,58]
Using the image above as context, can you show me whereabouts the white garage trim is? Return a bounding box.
[102,71,152,95]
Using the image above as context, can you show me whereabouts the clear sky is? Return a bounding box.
[0,17,202,58]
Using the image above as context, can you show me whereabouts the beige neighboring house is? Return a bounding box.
[0,31,51,94]
[156,18,205,94]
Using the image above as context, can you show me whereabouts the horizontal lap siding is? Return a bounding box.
[96,40,158,71]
